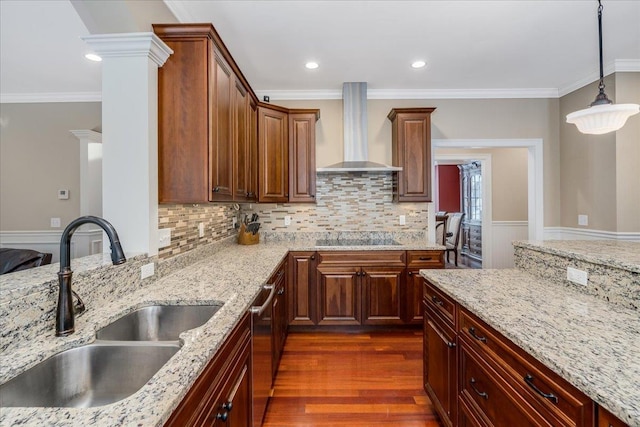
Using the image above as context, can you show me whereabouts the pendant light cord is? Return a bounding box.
[592,0,612,106]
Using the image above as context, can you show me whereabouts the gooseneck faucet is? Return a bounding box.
[56,216,126,337]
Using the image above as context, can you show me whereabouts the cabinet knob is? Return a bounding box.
[310,255,315,260]
[408,271,413,276]
[278,288,285,295]
[216,412,228,421]
[222,401,233,411]
[212,186,220,193]
[285,193,289,197]
[311,194,315,198]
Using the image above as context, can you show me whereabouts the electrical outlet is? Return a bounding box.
[284,215,292,226]
[141,262,155,279]
[567,266,588,286]
[50,217,61,228]
[399,215,406,225]
[578,214,588,226]
[158,228,171,248]
[232,217,238,229]
[198,222,205,238]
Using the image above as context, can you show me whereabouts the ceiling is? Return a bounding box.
[1,0,639,102]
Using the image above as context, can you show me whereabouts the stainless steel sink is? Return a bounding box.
[96,304,221,341]
[0,343,179,407]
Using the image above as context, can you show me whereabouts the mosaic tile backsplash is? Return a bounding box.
[158,172,430,259]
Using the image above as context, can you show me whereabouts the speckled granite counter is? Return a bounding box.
[0,236,443,426]
[420,268,640,427]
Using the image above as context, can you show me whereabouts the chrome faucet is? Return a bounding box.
[56,216,126,337]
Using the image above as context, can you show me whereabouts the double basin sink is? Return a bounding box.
[0,304,221,408]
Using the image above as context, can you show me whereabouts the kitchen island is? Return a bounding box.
[421,240,640,427]
[0,235,441,426]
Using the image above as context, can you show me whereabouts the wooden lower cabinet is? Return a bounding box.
[362,266,405,325]
[316,265,360,325]
[597,406,629,427]
[423,278,599,427]
[287,252,317,325]
[407,250,445,324]
[165,312,251,427]
[270,260,288,380]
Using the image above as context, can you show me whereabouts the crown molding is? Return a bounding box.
[0,92,102,104]
[558,59,640,97]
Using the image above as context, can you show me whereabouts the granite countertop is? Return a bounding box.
[0,238,442,426]
[514,240,640,273]
[421,268,640,427]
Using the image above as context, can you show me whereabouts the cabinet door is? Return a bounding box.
[272,278,287,379]
[389,108,435,202]
[211,50,234,200]
[157,35,210,203]
[406,269,424,324]
[207,340,252,427]
[288,252,317,325]
[247,99,258,201]
[361,266,404,325]
[424,304,457,427]
[233,80,249,201]
[288,112,317,203]
[316,265,360,325]
[258,106,289,202]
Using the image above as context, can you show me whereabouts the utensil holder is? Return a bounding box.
[237,224,260,245]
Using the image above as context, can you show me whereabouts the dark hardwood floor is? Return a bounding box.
[263,330,443,427]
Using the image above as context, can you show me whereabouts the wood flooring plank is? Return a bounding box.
[262,330,443,427]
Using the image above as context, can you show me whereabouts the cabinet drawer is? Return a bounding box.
[317,250,405,266]
[407,250,444,268]
[459,308,593,427]
[423,280,456,326]
[459,341,549,427]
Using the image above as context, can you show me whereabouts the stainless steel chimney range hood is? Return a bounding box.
[317,82,402,173]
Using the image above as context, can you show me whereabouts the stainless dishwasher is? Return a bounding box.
[250,283,276,427]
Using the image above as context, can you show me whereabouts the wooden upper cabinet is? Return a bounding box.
[155,29,210,203]
[154,24,258,204]
[288,110,319,203]
[388,108,436,202]
[211,50,234,201]
[258,104,289,203]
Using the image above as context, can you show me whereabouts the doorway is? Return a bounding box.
[431,139,543,269]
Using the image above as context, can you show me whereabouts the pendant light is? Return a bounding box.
[566,0,639,135]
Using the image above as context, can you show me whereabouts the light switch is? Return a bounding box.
[158,228,171,248]
[50,217,61,228]
[399,215,406,225]
[578,214,588,226]
[284,215,292,226]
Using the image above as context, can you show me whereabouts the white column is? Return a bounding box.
[70,130,103,218]
[82,33,172,256]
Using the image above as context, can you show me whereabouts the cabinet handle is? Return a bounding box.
[470,378,489,400]
[447,340,456,348]
[524,374,558,404]
[419,256,432,261]
[468,327,487,342]
[212,186,220,193]
[277,288,285,295]
[222,401,233,411]
[215,411,228,421]
[431,295,443,306]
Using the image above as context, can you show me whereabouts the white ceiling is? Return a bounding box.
[1,0,639,102]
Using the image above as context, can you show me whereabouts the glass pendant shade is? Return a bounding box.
[566,103,640,135]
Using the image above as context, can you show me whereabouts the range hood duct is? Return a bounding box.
[317,82,401,172]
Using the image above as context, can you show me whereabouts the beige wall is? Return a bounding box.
[0,102,101,230]
[278,97,560,226]
[559,72,640,232]
[614,72,640,233]
[435,148,529,222]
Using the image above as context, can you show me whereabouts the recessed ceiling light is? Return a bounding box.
[411,60,426,69]
[305,62,319,69]
[85,53,102,62]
